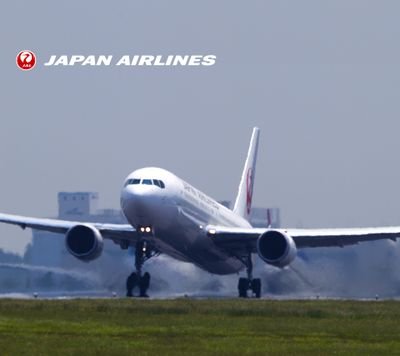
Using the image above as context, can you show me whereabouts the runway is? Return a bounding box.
[0,262,396,301]
[0,290,391,301]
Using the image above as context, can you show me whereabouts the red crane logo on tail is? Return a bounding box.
[246,167,253,215]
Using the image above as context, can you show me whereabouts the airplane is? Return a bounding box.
[1,127,400,298]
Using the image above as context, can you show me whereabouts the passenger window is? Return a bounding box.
[142,179,152,185]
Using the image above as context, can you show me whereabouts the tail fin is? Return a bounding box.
[233,127,260,221]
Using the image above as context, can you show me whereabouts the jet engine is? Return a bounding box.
[65,224,104,262]
[256,230,297,268]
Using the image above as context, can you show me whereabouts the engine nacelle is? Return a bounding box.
[65,224,104,262]
[256,230,297,268]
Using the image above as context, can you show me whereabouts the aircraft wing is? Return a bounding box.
[208,225,400,255]
[0,213,138,242]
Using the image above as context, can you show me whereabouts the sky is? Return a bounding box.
[1,1,400,254]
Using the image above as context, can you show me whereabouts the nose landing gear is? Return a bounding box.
[237,254,262,298]
[126,239,158,298]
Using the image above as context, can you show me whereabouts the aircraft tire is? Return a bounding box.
[252,278,262,298]
[126,272,138,297]
[238,277,248,298]
[139,272,151,298]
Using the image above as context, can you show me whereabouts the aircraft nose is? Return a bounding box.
[120,184,162,224]
[122,185,149,213]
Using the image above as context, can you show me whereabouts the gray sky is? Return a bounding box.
[1,1,400,254]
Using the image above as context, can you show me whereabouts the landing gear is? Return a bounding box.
[139,272,151,298]
[126,272,138,297]
[238,278,249,298]
[126,240,157,298]
[238,278,262,298]
[237,254,262,298]
[251,278,261,298]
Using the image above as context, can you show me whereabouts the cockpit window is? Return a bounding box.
[125,178,141,186]
[153,179,165,189]
[153,179,160,188]
[125,178,165,188]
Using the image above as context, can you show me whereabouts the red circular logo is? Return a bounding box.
[16,50,36,70]
[246,167,253,215]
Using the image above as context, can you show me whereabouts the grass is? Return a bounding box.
[0,298,399,355]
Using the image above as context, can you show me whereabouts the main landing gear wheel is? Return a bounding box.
[238,278,248,298]
[251,278,261,298]
[237,278,262,298]
[237,254,262,298]
[126,240,158,298]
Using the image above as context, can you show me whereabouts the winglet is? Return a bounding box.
[233,127,260,222]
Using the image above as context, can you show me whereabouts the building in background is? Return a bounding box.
[251,207,280,228]
[219,201,280,228]
[25,192,127,269]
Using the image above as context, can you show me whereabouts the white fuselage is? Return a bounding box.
[120,167,251,275]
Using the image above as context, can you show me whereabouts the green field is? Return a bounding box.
[0,298,399,355]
